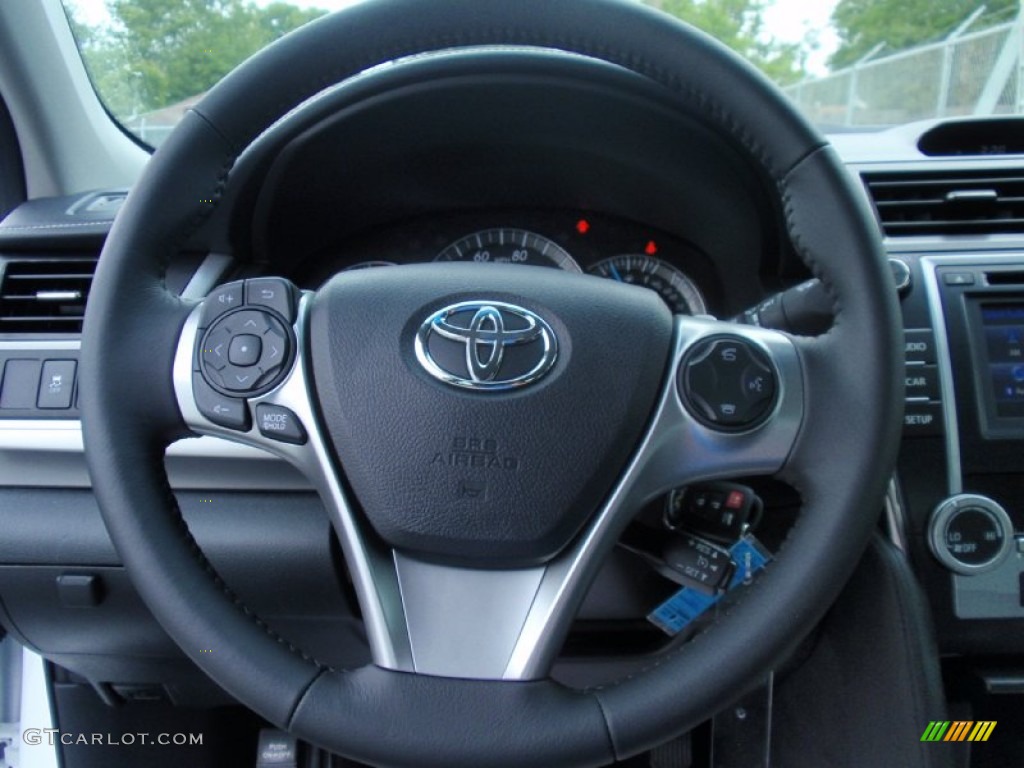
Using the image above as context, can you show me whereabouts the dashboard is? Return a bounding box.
[290,209,721,316]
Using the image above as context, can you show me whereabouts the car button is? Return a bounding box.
[904,364,940,400]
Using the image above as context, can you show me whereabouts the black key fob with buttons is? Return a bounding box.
[665,482,763,544]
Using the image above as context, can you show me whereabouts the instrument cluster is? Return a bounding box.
[293,210,721,315]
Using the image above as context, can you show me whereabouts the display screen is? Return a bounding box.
[980,303,1024,419]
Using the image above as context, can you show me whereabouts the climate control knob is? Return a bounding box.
[928,495,1014,575]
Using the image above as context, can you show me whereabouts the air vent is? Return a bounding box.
[0,259,96,333]
[863,170,1024,236]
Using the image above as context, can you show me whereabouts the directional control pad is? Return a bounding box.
[679,335,777,431]
[193,279,298,426]
[199,309,292,396]
[228,334,262,367]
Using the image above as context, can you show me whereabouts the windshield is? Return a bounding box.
[62,0,1020,146]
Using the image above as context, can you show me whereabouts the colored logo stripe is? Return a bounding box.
[968,721,997,742]
[944,721,972,741]
[921,721,997,742]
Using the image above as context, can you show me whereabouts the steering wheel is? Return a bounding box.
[79,0,902,765]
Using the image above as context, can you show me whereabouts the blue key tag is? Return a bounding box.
[647,533,773,637]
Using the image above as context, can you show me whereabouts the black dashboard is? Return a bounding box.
[288,208,723,316]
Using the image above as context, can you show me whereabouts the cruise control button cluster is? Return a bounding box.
[193,278,300,432]
[679,336,777,430]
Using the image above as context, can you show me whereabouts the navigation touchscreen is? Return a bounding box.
[980,303,1024,420]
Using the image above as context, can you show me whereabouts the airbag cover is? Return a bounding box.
[309,263,672,564]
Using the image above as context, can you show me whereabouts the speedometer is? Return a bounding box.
[435,228,580,271]
[589,254,707,315]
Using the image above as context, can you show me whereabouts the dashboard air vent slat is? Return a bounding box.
[863,170,1024,236]
[0,259,96,333]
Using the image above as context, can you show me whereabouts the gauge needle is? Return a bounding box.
[609,264,624,282]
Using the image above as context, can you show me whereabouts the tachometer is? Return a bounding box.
[435,228,580,272]
[590,255,707,315]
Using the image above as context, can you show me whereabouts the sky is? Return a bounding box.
[762,0,839,75]
[68,0,841,76]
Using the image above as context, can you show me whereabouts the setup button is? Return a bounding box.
[903,402,943,437]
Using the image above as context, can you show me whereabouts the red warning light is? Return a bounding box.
[576,219,591,234]
[644,240,658,255]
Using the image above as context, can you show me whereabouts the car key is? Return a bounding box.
[661,533,736,594]
[665,482,763,544]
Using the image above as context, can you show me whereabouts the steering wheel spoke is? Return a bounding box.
[173,280,416,670]
[174,294,804,683]
[627,316,805,498]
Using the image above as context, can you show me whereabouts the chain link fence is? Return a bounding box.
[784,15,1022,129]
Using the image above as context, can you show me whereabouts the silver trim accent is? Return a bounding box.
[0,340,80,351]
[504,318,802,679]
[175,307,804,680]
[883,476,908,553]
[0,421,281,459]
[982,674,1024,694]
[414,301,557,390]
[919,256,965,494]
[34,290,81,301]
[393,553,546,679]
[174,294,411,670]
[888,257,912,293]
[179,253,235,300]
[928,494,1014,575]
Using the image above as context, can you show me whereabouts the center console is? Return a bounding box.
[895,252,1024,652]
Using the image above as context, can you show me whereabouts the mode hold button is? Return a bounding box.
[905,329,936,364]
[903,402,943,437]
[256,404,307,445]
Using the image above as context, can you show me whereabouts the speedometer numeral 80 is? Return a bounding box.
[435,228,581,272]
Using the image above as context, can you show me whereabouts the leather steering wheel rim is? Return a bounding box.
[79,1,903,766]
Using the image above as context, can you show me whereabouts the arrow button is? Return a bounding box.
[259,328,289,370]
[200,328,231,371]
[192,373,250,431]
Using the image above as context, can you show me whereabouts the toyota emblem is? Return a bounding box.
[414,301,558,390]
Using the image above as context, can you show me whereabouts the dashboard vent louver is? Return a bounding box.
[0,259,97,333]
[863,170,1024,236]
